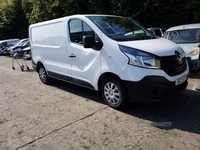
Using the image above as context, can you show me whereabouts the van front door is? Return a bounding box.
[67,19,102,89]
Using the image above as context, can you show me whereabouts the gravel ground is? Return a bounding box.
[0,56,200,150]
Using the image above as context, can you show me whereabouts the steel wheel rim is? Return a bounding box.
[39,68,46,83]
[104,82,121,105]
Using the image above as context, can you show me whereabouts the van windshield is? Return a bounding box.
[163,29,200,44]
[87,16,152,41]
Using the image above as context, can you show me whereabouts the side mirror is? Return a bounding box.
[83,35,95,48]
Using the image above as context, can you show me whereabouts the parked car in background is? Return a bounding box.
[162,23,200,72]
[0,39,19,54]
[9,40,29,57]
[148,27,166,37]
[4,38,28,55]
[21,46,31,60]
[0,47,3,55]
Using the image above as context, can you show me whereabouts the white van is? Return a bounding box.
[29,14,189,109]
[163,23,200,72]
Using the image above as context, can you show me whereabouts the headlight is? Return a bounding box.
[119,45,160,69]
[186,47,200,57]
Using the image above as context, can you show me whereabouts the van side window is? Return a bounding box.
[69,20,95,44]
[69,20,83,44]
[69,19,103,50]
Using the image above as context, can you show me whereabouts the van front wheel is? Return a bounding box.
[38,65,51,84]
[102,77,128,109]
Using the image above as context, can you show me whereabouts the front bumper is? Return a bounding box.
[123,76,188,103]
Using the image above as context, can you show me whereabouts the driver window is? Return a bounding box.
[69,19,95,44]
[69,20,83,44]
[69,19,103,50]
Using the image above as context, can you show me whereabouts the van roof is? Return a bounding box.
[29,14,128,26]
[167,23,200,31]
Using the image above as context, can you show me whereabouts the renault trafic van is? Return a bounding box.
[29,15,189,109]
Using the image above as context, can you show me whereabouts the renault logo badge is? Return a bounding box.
[175,51,183,65]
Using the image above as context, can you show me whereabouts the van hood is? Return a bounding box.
[178,43,199,53]
[118,39,184,57]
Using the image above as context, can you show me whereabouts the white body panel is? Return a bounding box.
[119,63,189,82]
[119,38,183,57]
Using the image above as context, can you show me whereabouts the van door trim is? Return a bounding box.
[48,71,95,89]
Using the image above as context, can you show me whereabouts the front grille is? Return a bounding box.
[160,55,187,76]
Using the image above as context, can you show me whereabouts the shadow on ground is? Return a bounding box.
[124,89,200,134]
[189,71,200,79]
[48,78,200,135]
[51,79,104,104]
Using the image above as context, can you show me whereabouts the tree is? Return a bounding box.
[0,0,200,40]
[0,0,28,40]
[133,0,200,28]
[184,0,200,23]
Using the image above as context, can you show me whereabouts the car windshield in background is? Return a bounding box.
[163,29,200,44]
[87,16,152,41]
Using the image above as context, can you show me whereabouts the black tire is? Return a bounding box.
[102,77,128,109]
[189,63,200,73]
[38,65,51,84]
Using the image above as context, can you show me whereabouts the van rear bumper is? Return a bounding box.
[123,76,188,103]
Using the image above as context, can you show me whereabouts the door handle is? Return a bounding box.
[69,54,76,58]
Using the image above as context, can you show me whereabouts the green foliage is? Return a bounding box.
[0,0,28,40]
[0,0,11,8]
[184,0,200,23]
[0,0,200,40]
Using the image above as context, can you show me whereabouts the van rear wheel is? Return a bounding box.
[102,77,128,109]
[38,65,51,84]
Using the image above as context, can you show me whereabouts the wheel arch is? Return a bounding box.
[36,61,44,73]
[98,72,127,92]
